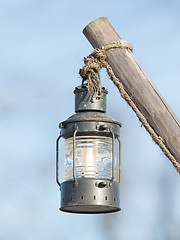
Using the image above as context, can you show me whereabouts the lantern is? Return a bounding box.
[56,84,122,214]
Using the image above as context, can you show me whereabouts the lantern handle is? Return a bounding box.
[110,130,115,182]
[56,134,62,187]
[73,128,78,184]
[117,137,121,183]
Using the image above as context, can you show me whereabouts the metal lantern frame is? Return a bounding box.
[56,85,122,214]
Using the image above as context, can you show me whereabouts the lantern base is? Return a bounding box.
[60,178,120,214]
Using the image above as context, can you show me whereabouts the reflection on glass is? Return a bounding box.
[64,136,116,180]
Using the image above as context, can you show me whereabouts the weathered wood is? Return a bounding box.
[83,17,180,167]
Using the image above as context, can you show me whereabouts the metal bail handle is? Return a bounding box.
[56,134,62,187]
[73,128,78,184]
[110,130,115,182]
[110,130,121,183]
[56,128,78,188]
[117,137,121,183]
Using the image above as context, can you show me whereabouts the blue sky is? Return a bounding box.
[0,1,180,240]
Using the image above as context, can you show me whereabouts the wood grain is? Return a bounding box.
[83,17,180,166]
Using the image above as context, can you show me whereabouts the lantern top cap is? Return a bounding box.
[74,84,108,113]
[60,84,121,138]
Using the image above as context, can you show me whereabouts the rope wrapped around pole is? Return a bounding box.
[79,39,180,174]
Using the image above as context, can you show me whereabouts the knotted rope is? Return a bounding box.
[79,39,180,174]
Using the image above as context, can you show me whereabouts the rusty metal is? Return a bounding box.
[74,84,108,113]
[61,112,122,127]
[56,84,122,214]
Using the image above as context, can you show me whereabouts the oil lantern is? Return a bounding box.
[56,84,121,213]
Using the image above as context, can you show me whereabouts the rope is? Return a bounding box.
[79,39,180,174]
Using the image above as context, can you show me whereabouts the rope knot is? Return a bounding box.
[79,54,103,94]
[79,39,133,94]
[93,48,107,63]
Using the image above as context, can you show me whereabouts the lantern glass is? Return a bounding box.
[64,136,117,180]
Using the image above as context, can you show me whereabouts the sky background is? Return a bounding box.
[0,0,180,240]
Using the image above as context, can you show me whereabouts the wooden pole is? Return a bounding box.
[83,17,180,169]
